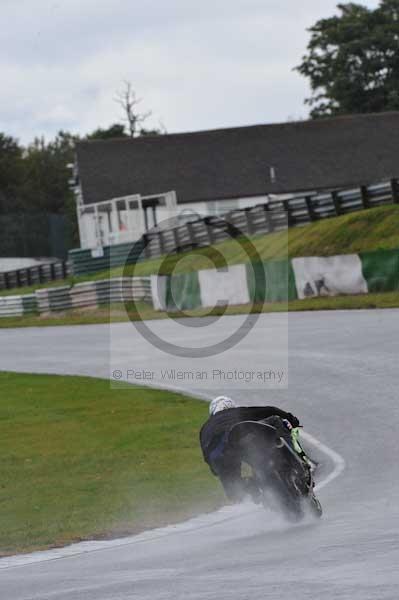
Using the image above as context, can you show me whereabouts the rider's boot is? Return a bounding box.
[286,425,316,486]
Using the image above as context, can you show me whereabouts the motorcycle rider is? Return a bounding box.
[199,396,313,503]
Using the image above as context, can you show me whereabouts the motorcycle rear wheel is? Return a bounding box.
[307,493,323,518]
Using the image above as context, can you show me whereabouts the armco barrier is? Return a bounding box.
[2,248,399,318]
[70,282,98,309]
[143,179,399,260]
[33,277,152,315]
[68,178,399,279]
[0,260,70,292]
[95,277,152,305]
[36,287,72,313]
[69,240,145,277]
[0,294,37,317]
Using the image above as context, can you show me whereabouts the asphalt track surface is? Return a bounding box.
[1,310,399,599]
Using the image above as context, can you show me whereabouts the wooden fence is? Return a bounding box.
[0,260,70,291]
[142,178,399,259]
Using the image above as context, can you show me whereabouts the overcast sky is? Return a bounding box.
[1,0,379,144]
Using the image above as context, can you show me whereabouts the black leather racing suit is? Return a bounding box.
[199,406,300,501]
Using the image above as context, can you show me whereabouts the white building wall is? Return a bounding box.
[236,195,269,209]
[76,189,290,249]
[175,195,269,221]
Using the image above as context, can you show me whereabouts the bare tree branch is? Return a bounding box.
[114,81,152,137]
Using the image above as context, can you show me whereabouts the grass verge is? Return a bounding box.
[2,204,399,298]
[1,291,399,328]
[0,372,222,556]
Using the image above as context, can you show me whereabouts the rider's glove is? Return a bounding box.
[285,413,300,428]
[282,418,293,431]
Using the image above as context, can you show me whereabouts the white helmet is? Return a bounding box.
[209,396,236,415]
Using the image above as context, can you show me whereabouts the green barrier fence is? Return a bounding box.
[360,249,399,293]
[246,259,298,303]
[164,272,201,311]
[69,240,145,277]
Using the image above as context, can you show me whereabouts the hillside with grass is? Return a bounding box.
[1,204,399,298]
[122,204,399,277]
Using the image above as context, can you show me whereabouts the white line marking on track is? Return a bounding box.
[301,431,346,491]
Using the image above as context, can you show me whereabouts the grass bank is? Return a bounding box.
[116,203,399,278]
[0,372,222,556]
[1,204,399,298]
[1,291,399,328]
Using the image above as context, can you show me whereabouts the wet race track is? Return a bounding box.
[1,310,399,599]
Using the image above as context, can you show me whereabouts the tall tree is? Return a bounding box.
[86,123,127,140]
[20,131,77,213]
[0,133,24,212]
[296,1,399,118]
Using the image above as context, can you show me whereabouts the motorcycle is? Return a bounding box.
[227,416,323,521]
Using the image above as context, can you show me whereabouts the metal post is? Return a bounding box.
[152,205,158,228]
[158,230,165,255]
[263,204,274,232]
[205,217,215,244]
[94,204,101,247]
[305,196,316,222]
[331,191,341,215]
[110,199,117,241]
[173,227,180,252]
[142,233,151,259]
[143,207,149,232]
[245,208,254,234]
[391,178,399,204]
[137,194,144,234]
[187,222,195,249]
[76,203,86,249]
[283,199,294,226]
[360,185,370,209]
